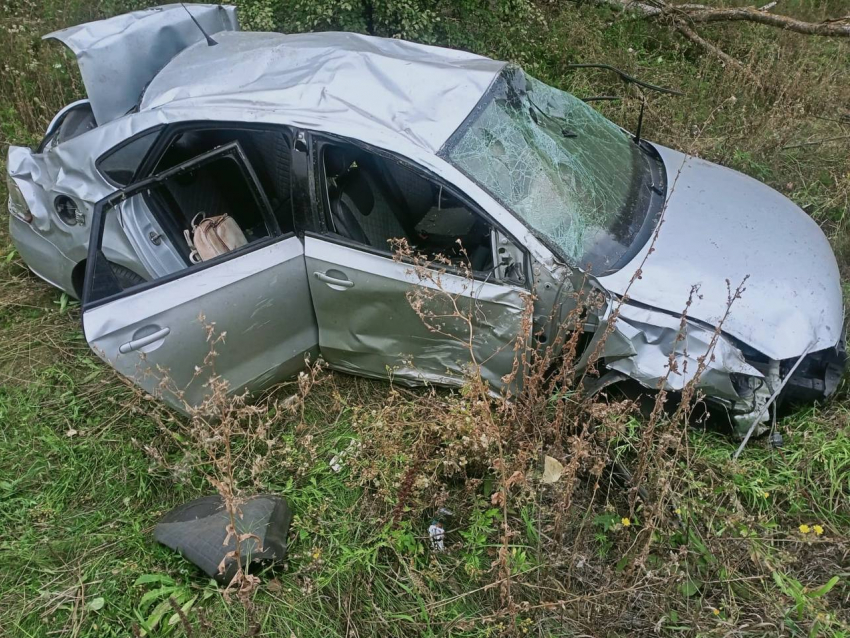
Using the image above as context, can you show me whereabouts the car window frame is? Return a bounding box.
[133,120,299,232]
[305,132,532,289]
[38,100,98,154]
[135,121,295,178]
[95,124,167,187]
[83,141,288,311]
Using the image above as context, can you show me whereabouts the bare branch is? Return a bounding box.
[682,7,850,37]
[596,0,850,38]
[673,20,759,83]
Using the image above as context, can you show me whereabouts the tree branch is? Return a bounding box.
[681,7,850,37]
[672,20,759,83]
[596,0,850,38]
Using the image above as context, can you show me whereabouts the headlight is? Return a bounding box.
[730,372,763,399]
[6,174,33,223]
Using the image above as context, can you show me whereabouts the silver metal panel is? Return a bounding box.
[8,214,77,293]
[6,116,158,234]
[44,4,239,125]
[599,144,844,360]
[141,30,505,154]
[7,147,151,295]
[118,196,186,280]
[101,208,154,281]
[6,112,170,296]
[597,303,763,401]
[304,236,527,390]
[83,236,318,412]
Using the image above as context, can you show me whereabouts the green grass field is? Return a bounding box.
[1,1,848,636]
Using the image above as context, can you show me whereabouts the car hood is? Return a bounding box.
[597,144,844,361]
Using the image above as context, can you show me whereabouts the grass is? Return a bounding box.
[1,0,849,636]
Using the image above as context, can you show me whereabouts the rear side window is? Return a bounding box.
[97,128,162,186]
[86,142,278,305]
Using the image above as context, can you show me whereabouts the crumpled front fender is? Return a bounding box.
[599,303,764,402]
[578,302,769,435]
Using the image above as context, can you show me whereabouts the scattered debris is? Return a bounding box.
[329,439,361,473]
[542,455,564,484]
[154,494,292,584]
[428,519,445,551]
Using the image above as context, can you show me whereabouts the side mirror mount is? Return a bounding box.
[493,229,526,286]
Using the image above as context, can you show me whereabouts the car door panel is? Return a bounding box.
[304,234,527,390]
[83,141,317,412]
[84,236,318,410]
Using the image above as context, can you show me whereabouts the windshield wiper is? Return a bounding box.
[567,63,683,144]
[567,63,683,96]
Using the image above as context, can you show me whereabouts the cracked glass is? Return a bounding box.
[445,67,655,273]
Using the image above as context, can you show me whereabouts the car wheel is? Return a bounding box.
[110,263,147,290]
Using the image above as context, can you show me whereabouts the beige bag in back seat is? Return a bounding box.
[184,213,248,263]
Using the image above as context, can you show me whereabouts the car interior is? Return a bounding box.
[95,126,503,299]
[321,143,495,272]
[145,128,295,267]
[39,101,98,153]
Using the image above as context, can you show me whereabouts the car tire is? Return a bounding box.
[110,263,147,290]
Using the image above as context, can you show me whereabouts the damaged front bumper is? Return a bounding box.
[583,303,846,438]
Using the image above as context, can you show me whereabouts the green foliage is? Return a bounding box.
[234,0,543,50]
[133,573,213,636]
[773,571,842,634]
[592,511,619,556]
[458,500,500,578]
[234,0,280,32]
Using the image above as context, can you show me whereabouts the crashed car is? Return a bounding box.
[7,4,845,437]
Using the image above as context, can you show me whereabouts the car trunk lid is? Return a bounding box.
[44,3,238,126]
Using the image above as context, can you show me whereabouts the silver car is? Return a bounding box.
[7,4,845,437]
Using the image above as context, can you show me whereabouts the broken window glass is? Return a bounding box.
[445,67,656,274]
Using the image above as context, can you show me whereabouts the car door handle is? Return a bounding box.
[119,327,171,354]
[314,271,354,289]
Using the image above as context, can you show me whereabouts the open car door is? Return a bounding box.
[81,143,318,412]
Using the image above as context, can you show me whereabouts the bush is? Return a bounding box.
[234,0,546,55]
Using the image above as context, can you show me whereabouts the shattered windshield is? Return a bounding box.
[444,67,655,273]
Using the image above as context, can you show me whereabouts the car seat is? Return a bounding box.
[326,147,408,249]
[376,160,434,230]
[330,171,372,245]
[242,130,293,228]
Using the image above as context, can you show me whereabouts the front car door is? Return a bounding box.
[300,135,530,390]
[82,142,318,412]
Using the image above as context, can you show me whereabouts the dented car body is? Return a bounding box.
[7,5,845,437]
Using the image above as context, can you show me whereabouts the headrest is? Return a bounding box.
[325,147,352,178]
[382,160,434,219]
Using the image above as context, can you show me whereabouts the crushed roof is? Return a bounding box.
[140,31,506,153]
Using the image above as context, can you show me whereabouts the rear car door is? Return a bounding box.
[82,143,318,411]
